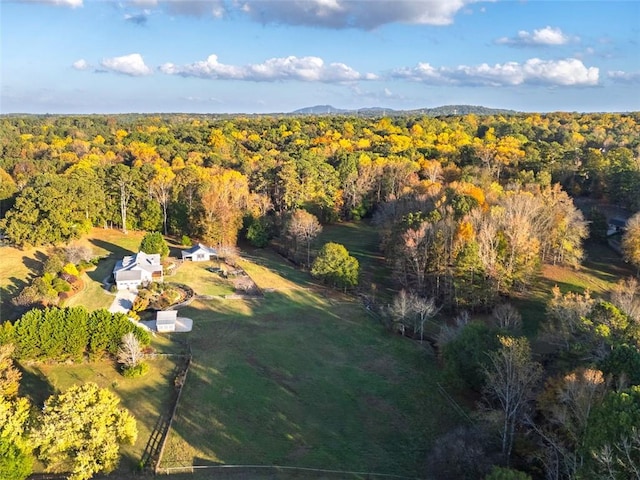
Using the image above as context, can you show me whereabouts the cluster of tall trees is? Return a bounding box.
[0,361,136,480]
[0,306,149,480]
[430,276,640,479]
[375,181,588,311]
[0,112,638,249]
[1,112,639,479]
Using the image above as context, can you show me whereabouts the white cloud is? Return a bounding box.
[393,58,599,87]
[18,0,82,7]
[101,53,152,76]
[141,0,479,29]
[165,0,226,17]
[72,59,90,71]
[608,71,640,84]
[160,54,376,82]
[496,26,574,47]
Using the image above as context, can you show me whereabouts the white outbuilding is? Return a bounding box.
[181,243,218,262]
[156,310,178,333]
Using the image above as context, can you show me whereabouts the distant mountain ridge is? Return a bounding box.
[292,104,518,116]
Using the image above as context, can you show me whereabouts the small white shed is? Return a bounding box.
[181,243,218,262]
[156,310,178,333]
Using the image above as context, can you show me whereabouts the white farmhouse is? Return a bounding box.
[112,252,163,290]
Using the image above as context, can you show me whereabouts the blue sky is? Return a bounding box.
[1,0,639,114]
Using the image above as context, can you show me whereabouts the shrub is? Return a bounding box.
[181,235,192,247]
[43,250,66,275]
[122,362,149,378]
[52,277,71,293]
[60,272,78,284]
[62,263,80,277]
[246,217,272,248]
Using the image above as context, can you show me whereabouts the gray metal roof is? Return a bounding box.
[156,310,178,324]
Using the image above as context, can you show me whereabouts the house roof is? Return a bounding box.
[609,218,627,228]
[113,252,163,278]
[182,243,218,257]
[115,270,143,282]
[156,310,178,324]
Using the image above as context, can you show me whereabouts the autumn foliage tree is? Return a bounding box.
[200,168,250,248]
[0,396,32,480]
[287,209,322,266]
[622,212,640,274]
[33,383,137,480]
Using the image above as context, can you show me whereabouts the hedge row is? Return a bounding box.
[2,306,150,362]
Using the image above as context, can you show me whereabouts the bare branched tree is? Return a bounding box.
[388,289,412,336]
[64,244,94,265]
[117,333,144,369]
[287,209,322,267]
[411,295,439,344]
[542,286,595,350]
[612,277,640,323]
[492,303,523,332]
[436,311,470,351]
[482,336,542,459]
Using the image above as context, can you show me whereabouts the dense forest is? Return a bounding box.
[1,112,639,307]
[1,111,640,479]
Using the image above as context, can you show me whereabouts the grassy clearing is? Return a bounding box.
[513,241,635,337]
[20,351,181,472]
[10,221,630,478]
[316,221,394,300]
[0,228,146,320]
[0,244,49,321]
[168,260,235,297]
[161,288,459,477]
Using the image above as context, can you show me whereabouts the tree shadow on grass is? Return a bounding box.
[0,276,32,322]
[89,238,136,259]
[86,238,138,289]
[22,254,44,276]
[17,363,55,406]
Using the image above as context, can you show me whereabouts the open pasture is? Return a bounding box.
[160,288,459,477]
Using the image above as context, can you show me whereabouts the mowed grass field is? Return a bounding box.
[161,289,459,477]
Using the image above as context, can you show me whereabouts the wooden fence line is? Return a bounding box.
[152,348,192,474]
[156,463,426,479]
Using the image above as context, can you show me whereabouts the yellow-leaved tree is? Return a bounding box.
[33,383,137,480]
[200,167,250,249]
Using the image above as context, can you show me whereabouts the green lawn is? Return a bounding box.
[11,222,631,479]
[160,289,460,477]
[0,243,49,321]
[20,349,181,472]
[1,228,146,320]
[168,260,236,297]
[316,221,395,301]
